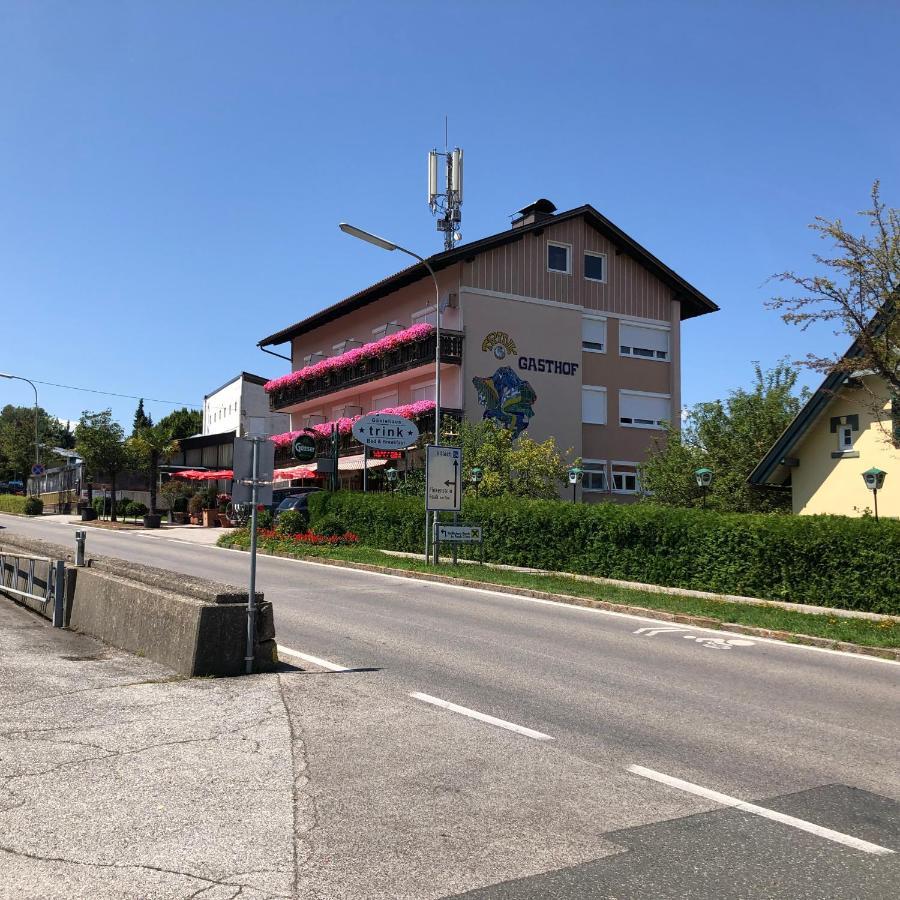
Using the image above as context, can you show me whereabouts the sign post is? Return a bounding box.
[232,435,275,675]
[426,445,462,565]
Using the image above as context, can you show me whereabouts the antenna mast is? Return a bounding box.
[428,141,463,252]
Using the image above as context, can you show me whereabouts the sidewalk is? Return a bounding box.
[0,600,301,900]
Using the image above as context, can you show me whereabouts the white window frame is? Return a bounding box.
[584,250,607,284]
[581,459,609,493]
[611,461,641,495]
[582,314,607,354]
[410,380,435,404]
[619,320,671,362]
[619,389,671,430]
[838,424,854,451]
[547,241,572,275]
[582,385,608,425]
[372,390,399,411]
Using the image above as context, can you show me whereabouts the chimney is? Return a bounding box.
[511,198,557,229]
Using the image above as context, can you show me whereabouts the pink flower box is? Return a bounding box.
[270,400,436,448]
[264,323,435,394]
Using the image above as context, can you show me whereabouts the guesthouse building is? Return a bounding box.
[258,200,719,500]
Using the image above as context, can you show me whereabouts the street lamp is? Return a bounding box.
[0,373,40,473]
[694,467,714,509]
[385,467,398,490]
[568,465,584,503]
[340,222,443,561]
[861,467,887,522]
[470,466,483,498]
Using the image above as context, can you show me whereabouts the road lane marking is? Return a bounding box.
[410,692,554,741]
[276,645,350,672]
[634,626,756,650]
[628,765,895,856]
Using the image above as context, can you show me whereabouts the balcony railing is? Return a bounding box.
[269,330,464,411]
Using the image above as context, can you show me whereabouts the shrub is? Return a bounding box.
[126,501,148,520]
[276,509,307,536]
[310,513,348,538]
[188,494,204,516]
[23,496,43,516]
[257,507,274,529]
[308,491,900,615]
[0,495,29,515]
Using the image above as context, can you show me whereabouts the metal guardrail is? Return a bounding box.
[0,551,66,627]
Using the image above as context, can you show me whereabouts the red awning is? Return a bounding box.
[273,466,319,481]
[171,469,234,481]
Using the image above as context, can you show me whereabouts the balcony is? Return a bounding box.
[269,330,464,411]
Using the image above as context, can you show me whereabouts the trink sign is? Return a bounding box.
[352,414,420,450]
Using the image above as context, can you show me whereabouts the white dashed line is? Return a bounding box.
[276,645,350,672]
[410,692,554,741]
[628,765,895,856]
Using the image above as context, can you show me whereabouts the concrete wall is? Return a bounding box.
[0,534,277,676]
[791,376,899,518]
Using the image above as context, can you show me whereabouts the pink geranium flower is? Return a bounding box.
[264,323,435,394]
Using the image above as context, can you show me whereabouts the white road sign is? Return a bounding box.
[437,524,482,543]
[426,444,462,512]
[231,437,274,506]
[352,414,419,450]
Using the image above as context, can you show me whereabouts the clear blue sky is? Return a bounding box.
[2,1,898,429]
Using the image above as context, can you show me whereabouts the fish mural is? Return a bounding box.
[472,367,537,437]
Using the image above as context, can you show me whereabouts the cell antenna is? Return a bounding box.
[428,137,464,251]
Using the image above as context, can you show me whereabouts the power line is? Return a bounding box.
[3,378,200,409]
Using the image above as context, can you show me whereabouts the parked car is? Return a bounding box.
[273,489,322,526]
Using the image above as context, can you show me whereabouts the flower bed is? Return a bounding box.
[270,400,436,448]
[258,528,359,546]
[264,323,435,394]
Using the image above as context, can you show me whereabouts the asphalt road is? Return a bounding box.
[3,513,899,899]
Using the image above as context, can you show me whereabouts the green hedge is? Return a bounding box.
[308,492,900,615]
[0,495,43,515]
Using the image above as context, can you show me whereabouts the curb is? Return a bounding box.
[220,543,900,663]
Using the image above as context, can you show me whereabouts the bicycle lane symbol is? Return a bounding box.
[633,626,756,650]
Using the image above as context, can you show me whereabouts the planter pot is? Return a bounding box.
[172,511,189,525]
[201,509,219,527]
[143,514,162,529]
[190,514,202,525]
[81,509,98,521]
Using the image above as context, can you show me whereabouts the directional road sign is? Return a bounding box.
[425,444,462,512]
[352,414,419,450]
[436,524,482,543]
[231,436,274,506]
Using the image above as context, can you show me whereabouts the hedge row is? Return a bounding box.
[0,495,43,515]
[308,492,900,615]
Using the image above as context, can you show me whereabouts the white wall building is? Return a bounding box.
[203,372,289,437]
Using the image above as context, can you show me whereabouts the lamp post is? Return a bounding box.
[385,467,398,491]
[0,373,40,473]
[861,467,887,522]
[340,222,443,559]
[568,465,583,503]
[470,466,483,498]
[694,467,714,509]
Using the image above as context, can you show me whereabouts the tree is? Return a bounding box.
[768,182,899,431]
[0,405,73,482]
[640,361,810,513]
[128,423,179,516]
[458,419,573,500]
[156,407,202,441]
[132,399,153,434]
[74,410,128,521]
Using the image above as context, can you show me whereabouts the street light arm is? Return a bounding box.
[1,373,40,467]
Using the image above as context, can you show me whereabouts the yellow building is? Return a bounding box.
[750,368,899,518]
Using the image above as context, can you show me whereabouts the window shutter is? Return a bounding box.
[582,318,606,348]
[620,323,669,354]
[619,392,670,425]
[582,388,607,424]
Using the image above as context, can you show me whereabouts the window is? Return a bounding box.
[619,322,670,361]
[372,390,399,411]
[582,461,608,492]
[582,386,607,425]
[619,391,670,429]
[838,425,854,451]
[372,322,402,339]
[411,382,435,403]
[611,464,640,494]
[412,306,438,326]
[584,251,607,282]
[547,241,571,274]
[582,316,606,353]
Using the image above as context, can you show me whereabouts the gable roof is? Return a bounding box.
[257,204,719,348]
[748,306,895,486]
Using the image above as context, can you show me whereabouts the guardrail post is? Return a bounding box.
[52,559,65,627]
[75,530,86,567]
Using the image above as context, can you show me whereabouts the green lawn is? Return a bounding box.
[217,531,898,651]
